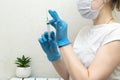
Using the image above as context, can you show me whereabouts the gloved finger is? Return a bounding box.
[44,31,51,40]
[38,38,44,44]
[39,38,46,48]
[41,32,48,42]
[53,11,61,22]
[49,19,57,29]
[48,10,60,21]
[48,10,54,19]
[50,31,55,40]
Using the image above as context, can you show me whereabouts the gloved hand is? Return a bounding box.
[48,10,70,47]
[38,31,61,62]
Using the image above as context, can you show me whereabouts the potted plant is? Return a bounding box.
[15,55,31,78]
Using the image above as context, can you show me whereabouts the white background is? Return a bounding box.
[0,0,120,79]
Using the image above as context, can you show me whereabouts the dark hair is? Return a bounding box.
[110,0,120,11]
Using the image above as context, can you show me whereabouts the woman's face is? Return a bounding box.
[91,0,106,10]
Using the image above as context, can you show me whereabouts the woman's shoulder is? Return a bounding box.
[112,22,120,27]
[110,23,120,32]
[101,23,120,46]
[77,23,120,35]
[98,22,120,33]
[110,22,120,28]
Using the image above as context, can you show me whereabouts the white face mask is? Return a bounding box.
[77,0,105,19]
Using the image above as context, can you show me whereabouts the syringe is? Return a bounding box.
[46,16,50,40]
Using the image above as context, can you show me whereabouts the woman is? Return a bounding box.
[38,0,120,80]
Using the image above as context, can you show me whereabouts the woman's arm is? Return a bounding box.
[51,42,75,80]
[52,57,69,80]
[59,41,120,80]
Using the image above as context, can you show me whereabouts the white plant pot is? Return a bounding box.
[16,67,31,78]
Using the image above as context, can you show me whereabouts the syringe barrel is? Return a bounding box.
[47,23,50,40]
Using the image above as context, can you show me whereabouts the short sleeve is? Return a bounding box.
[101,28,120,46]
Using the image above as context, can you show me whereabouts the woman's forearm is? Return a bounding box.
[52,57,69,80]
[59,44,89,80]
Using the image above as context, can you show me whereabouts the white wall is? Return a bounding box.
[0,0,120,79]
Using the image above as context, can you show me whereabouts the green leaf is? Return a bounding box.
[15,55,31,67]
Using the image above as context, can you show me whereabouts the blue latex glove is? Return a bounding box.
[48,10,70,47]
[38,31,61,61]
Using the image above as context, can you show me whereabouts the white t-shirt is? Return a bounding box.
[73,23,120,80]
